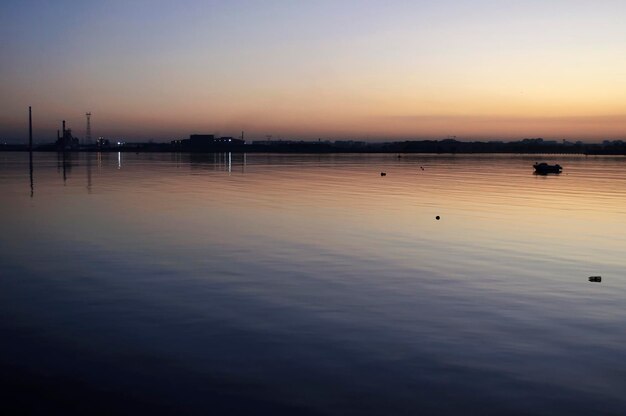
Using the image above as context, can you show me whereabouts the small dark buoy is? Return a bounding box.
[436,216,440,220]
[588,276,602,283]
[420,166,425,171]
[380,172,386,176]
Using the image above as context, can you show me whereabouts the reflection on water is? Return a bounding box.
[28,151,33,198]
[1,152,626,415]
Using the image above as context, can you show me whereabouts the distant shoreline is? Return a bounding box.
[2,138,625,155]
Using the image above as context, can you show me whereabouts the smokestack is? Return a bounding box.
[57,130,60,140]
[62,120,66,136]
[28,106,32,150]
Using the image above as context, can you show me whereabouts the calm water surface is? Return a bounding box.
[1,152,625,415]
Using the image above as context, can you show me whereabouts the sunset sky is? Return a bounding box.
[2,0,626,142]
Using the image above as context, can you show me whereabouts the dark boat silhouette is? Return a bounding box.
[533,162,562,174]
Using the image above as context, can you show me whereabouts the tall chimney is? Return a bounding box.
[28,106,32,150]
[62,120,66,136]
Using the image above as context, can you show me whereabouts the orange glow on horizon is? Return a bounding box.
[2,1,626,141]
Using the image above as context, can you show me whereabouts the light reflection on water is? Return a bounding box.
[1,152,626,415]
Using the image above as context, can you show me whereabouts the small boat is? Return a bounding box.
[533,162,562,174]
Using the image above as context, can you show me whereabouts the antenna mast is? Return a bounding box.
[28,106,33,150]
[85,112,92,145]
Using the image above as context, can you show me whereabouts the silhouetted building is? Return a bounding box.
[96,137,111,149]
[190,134,215,146]
[171,134,245,151]
[189,134,244,146]
[56,120,79,150]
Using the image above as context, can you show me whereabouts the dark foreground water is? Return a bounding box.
[1,152,626,415]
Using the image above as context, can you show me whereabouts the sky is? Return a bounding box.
[2,0,626,142]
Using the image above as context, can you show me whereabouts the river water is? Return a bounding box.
[1,152,625,415]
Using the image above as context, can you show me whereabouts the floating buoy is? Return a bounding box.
[436,216,440,220]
